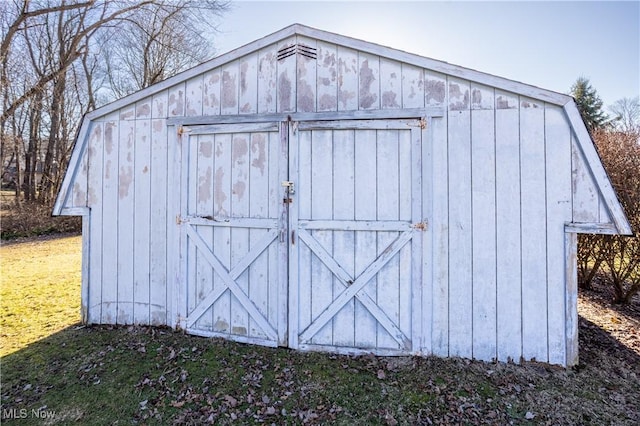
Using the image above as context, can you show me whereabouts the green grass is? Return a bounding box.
[1,236,639,424]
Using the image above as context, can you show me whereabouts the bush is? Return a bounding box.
[578,130,639,303]
[0,196,81,240]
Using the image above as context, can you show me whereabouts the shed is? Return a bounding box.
[54,24,632,366]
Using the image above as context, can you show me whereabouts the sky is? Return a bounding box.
[209,0,640,109]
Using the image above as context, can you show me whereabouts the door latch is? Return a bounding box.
[281,180,295,194]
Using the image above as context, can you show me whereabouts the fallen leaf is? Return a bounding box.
[525,411,535,420]
[377,369,386,380]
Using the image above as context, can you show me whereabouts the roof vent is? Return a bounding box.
[277,43,317,61]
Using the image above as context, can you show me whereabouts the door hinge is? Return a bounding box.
[412,221,428,231]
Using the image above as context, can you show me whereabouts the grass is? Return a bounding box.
[0,235,82,356]
[1,236,639,425]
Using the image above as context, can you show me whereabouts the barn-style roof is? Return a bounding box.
[53,24,631,235]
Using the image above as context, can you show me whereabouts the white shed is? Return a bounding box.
[54,24,632,366]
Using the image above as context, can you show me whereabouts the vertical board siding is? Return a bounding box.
[380,58,402,109]
[134,119,151,324]
[117,117,135,324]
[257,46,277,114]
[277,37,297,113]
[150,118,168,325]
[519,97,548,362]
[221,61,239,115]
[297,36,317,113]
[101,114,119,323]
[203,69,221,116]
[87,122,104,323]
[337,46,358,111]
[185,75,204,117]
[471,87,497,361]
[354,129,378,348]
[495,90,522,362]
[358,52,380,110]
[316,41,338,112]
[572,138,600,222]
[332,129,355,347]
[545,104,572,364]
[71,142,89,207]
[447,77,473,359]
[239,54,258,114]
[402,64,424,109]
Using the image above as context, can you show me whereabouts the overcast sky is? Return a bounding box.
[210,0,639,109]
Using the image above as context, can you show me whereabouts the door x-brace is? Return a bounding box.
[184,225,279,341]
[296,228,414,350]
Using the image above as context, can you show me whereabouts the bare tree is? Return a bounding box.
[1,0,228,206]
[609,97,640,133]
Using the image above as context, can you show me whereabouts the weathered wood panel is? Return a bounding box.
[185,75,203,117]
[471,102,497,361]
[239,54,258,114]
[358,52,379,110]
[380,58,402,109]
[297,36,317,113]
[221,61,239,115]
[101,114,119,323]
[149,116,168,325]
[168,83,185,117]
[520,96,548,362]
[117,117,135,324]
[495,90,522,363]
[337,46,358,111]
[447,78,472,359]
[316,41,338,112]
[87,122,104,323]
[134,119,151,324]
[203,69,221,115]
[257,46,277,114]
[572,137,599,222]
[402,64,424,109]
[276,37,296,113]
[545,104,572,365]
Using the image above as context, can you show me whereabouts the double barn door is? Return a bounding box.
[177,119,423,354]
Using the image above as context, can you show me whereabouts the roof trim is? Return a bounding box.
[85,23,572,121]
[52,116,90,215]
[563,101,633,235]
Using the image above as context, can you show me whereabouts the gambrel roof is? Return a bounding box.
[53,24,632,235]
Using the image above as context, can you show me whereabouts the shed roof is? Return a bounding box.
[53,24,632,235]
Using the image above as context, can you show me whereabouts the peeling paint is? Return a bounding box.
[382,91,399,108]
[214,166,227,215]
[73,183,86,206]
[471,89,482,107]
[105,123,115,155]
[104,160,112,179]
[169,90,185,116]
[240,61,249,94]
[241,103,252,113]
[198,166,212,203]
[119,165,133,199]
[232,180,246,199]
[297,79,315,112]
[214,319,229,332]
[359,59,377,109]
[120,109,134,120]
[153,120,163,133]
[251,134,267,175]
[142,165,149,174]
[319,93,337,111]
[222,70,237,109]
[232,137,248,163]
[521,100,540,109]
[136,103,150,118]
[279,70,292,111]
[232,326,247,335]
[496,95,517,110]
[154,97,165,117]
[88,188,97,205]
[426,79,446,104]
[449,83,469,110]
[215,142,223,158]
[200,140,213,158]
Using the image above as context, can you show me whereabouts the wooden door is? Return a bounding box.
[288,120,423,354]
[178,122,288,347]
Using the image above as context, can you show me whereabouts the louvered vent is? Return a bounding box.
[277,44,317,61]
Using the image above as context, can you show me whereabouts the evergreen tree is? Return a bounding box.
[570,77,608,131]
